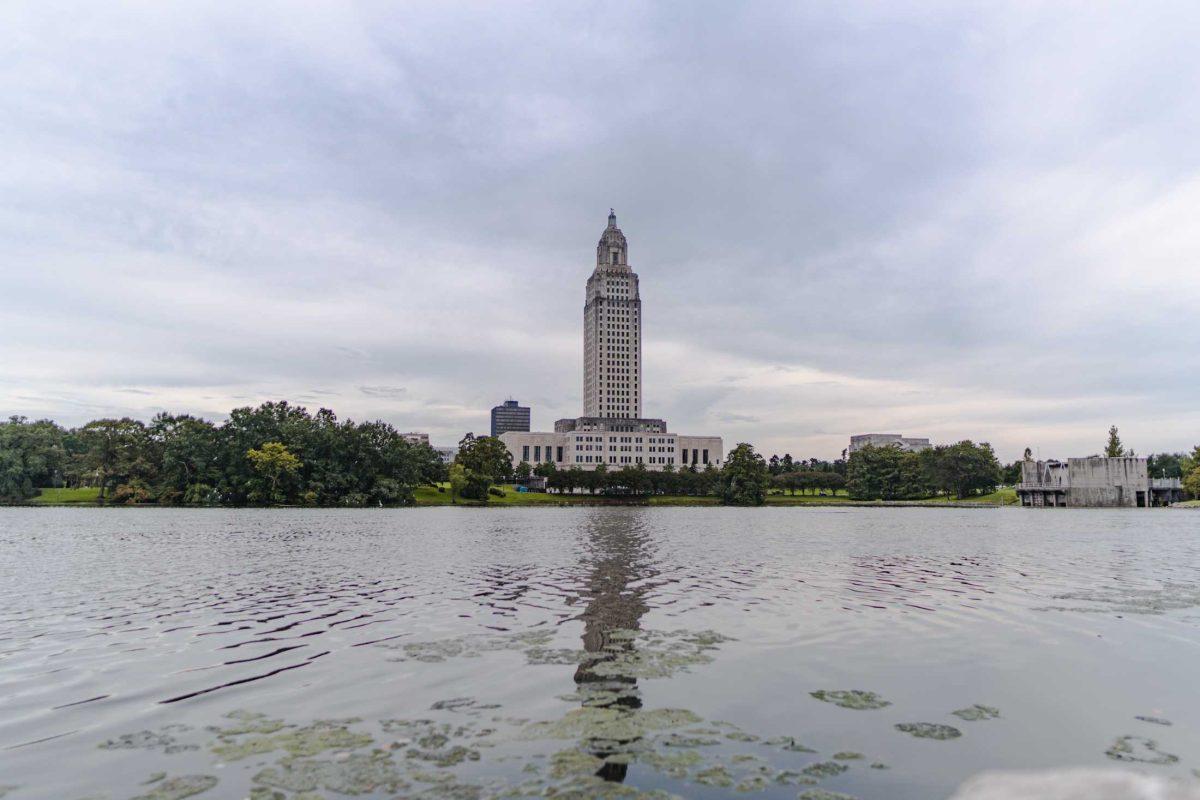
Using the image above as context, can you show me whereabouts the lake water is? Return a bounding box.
[1,507,1198,799]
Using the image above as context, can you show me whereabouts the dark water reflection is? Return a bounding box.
[1,507,1199,799]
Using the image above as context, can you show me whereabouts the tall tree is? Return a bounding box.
[1104,426,1126,458]
[455,433,513,501]
[717,443,770,506]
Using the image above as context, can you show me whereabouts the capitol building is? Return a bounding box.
[500,212,723,471]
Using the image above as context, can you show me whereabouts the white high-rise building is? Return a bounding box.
[499,212,723,472]
[584,210,642,419]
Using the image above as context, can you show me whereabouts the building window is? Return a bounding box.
[703,449,709,464]
[534,445,541,462]
[556,446,563,462]
[522,445,529,461]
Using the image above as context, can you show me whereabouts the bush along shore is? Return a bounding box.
[8,403,1192,507]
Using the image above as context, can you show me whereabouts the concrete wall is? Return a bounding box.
[1066,457,1148,508]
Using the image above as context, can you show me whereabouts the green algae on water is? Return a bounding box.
[521,707,701,741]
[130,775,217,800]
[1105,735,1179,765]
[809,690,891,710]
[212,719,372,761]
[253,752,410,794]
[798,790,859,800]
[694,764,735,787]
[951,704,1000,721]
[99,728,198,754]
[895,722,961,740]
[801,761,849,779]
[209,710,287,736]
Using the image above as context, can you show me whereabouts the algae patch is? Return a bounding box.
[130,775,217,800]
[1105,735,1179,765]
[809,690,890,710]
[212,719,372,761]
[951,704,999,722]
[894,722,961,740]
[99,728,197,754]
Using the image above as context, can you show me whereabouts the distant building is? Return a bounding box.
[848,433,931,455]
[400,432,430,446]
[499,211,723,471]
[490,400,531,437]
[1017,456,1184,508]
[434,446,456,464]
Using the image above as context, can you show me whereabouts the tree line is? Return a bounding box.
[5,410,1196,506]
[0,403,446,505]
[845,440,1002,501]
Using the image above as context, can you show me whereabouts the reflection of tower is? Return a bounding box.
[571,509,653,782]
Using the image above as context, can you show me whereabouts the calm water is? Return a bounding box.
[1,507,1199,799]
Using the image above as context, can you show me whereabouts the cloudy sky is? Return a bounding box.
[3,1,1198,461]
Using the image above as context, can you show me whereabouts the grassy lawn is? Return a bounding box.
[28,487,103,504]
[920,487,1018,505]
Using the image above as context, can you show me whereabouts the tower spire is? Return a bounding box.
[608,208,617,228]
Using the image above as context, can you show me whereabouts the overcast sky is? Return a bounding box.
[3,1,1198,461]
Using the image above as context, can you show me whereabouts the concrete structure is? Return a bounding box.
[490,399,530,437]
[848,433,932,455]
[433,446,456,464]
[500,211,723,471]
[401,432,430,446]
[1017,456,1184,508]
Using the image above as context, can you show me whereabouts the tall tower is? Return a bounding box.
[583,210,642,419]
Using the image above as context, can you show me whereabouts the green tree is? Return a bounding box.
[846,445,929,500]
[455,433,513,501]
[77,418,152,502]
[716,443,769,506]
[0,417,68,501]
[1184,465,1200,499]
[448,463,467,504]
[1104,425,1126,458]
[514,461,533,480]
[246,442,301,504]
[920,441,1001,499]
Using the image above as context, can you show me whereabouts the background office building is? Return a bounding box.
[490,400,531,437]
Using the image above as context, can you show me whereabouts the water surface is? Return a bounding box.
[1,507,1198,799]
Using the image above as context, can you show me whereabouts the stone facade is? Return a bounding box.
[500,212,723,472]
[584,211,642,419]
[1017,456,1184,508]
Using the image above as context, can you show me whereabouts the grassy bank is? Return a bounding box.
[28,487,103,504]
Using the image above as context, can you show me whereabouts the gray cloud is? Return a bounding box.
[2,1,1198,458]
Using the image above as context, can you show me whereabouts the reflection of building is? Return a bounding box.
[490,400,531,437]
[1018,456,1184,508]
[571,509,652,783]
[501,212,723,470]
[848,433,931,455]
